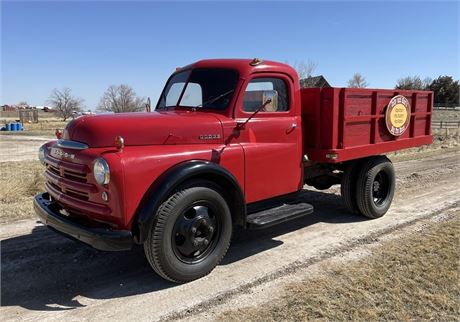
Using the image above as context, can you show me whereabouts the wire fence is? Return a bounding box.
[432,120,460,129]
[433,106,460,111]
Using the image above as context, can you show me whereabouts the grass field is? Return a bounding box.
[0,118,68,137]
[0,110,68,136]
[0,160,44,223]
[220,214,460,321]
[21,119,68,136]
[432,109,460,121]
[387,133,459,162]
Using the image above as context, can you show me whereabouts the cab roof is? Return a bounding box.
[179,58,298,80]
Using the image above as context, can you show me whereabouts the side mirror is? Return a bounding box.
[262,90,278,112]
[146,97,151,112]
[236,98,272,130]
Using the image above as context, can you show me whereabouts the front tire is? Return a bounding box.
[356,156,395,219]
[144,183,232,283]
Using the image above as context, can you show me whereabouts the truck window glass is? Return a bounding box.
[180,83,202,107]
[243,78,289,112]
[166,83,186,106]
[158,69,239,110]
[158,70,190,109]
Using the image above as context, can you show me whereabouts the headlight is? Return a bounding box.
[93,158,110,185]
[38,146,46,165]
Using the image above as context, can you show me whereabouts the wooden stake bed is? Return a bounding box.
[301,87,433,163]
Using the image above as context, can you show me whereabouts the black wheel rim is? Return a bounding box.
[372,171,390,206]
[172,201,221,264]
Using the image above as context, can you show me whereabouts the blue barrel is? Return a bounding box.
[6,123,12,131]
[17,123,23,131]
[12,123,18,131]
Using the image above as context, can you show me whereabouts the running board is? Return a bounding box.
[246,202,314,230]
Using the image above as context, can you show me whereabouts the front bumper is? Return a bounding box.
[34,193,133,251]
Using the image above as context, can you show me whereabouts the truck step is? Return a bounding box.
[246,202,314,230]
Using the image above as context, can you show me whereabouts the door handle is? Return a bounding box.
[286,123,297,134]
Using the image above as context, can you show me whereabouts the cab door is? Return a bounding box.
[234,74,303,203]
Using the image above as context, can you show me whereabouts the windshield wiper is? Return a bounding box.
[195,89,234,108]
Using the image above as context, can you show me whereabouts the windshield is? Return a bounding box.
[157,68,239,110]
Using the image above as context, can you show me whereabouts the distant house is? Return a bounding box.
[300,75,331,88]
[1,104,19,111]
[1,104,30,111]
[1,105,13,111]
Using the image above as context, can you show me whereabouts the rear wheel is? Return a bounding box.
[144,182,232,283]
[341,161,362,214]
[355,156,395,219]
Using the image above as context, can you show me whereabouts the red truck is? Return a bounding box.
[35,59,432,283]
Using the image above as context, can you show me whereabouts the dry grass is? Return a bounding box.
[21,119,68,136]
[433,109,460,121]
[0,160,45,223]
[388,133,459,162]
[0,117,67,137]
[220,215,460,321]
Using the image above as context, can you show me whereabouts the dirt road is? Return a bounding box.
[0,135,53,162]
[1,151,459,321]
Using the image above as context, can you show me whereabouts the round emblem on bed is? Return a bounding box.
[385,95,410,136]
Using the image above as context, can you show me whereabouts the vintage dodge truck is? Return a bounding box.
[35,59,432,282]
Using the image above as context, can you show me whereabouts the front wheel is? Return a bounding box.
[144,182,232,283]
[356,156,395,219]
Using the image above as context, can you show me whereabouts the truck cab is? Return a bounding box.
[154,59,304,202]
[34,58,432,283]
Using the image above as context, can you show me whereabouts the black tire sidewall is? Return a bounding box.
[357,157,395,218]
[341,160,362,214]
[151,186,232,282]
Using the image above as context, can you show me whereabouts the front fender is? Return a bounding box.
[132,160,245,244]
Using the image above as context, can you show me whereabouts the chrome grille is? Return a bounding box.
[44,155,93,202]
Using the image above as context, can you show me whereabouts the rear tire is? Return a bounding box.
[341,161,362,214]
[356,156,395,219]
[144,182,232,283]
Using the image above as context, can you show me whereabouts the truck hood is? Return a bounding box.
[64,111,224,148]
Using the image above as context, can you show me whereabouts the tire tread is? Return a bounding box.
[341,161,361,214]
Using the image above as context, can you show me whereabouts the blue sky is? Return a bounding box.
[2,0,459,110]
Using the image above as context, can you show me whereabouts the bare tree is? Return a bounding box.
[18,101,29,107]
[422,77,432,89]
[97,84,145,113]
[348,73,368,88]
[395,76,432,90]
[48,88,84,121]
[292,60,318,79]
[395,76,422,90]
